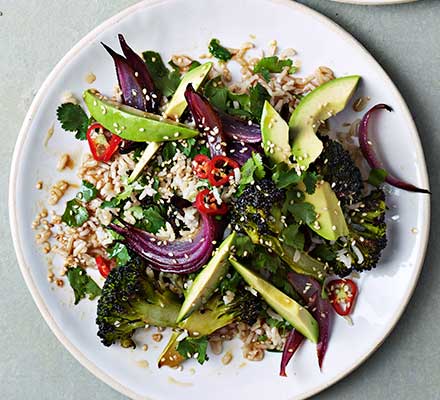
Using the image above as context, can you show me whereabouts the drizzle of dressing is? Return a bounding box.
[136,360,149,369]
[167,377,193,387]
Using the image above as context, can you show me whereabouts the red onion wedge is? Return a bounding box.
[109,213,221,274]
[359,104,430,194]
[219,111,262,144]
[228,141,263,166]
[280,329,304,377]
[185,84,226,157]
[287,271,331,370]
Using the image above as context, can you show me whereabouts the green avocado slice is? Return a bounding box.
[261,101,291,164]
[176,232,236,323]
[289,75,360,170]
[164,62,213,120]
[304,181,348,240]
[83,89,198,142]
[230,258,319,343]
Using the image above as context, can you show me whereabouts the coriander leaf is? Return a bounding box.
[302,171,319,194]
[62,199,89,227]
[188,60,202,71]
[288,203,316,224]
[281,188,305,214]
[249,83,270,121]
[238,152,266,194]
[281,223,305,250]
[106,228,124,241]
[219,270,242,295]
[234,235,255,257]
[204,77,229,111]
[143,51,181,97]
[273,163,301,189]
[254,56,293,75]
[67,267,101,305]
[141,206,166,234]
[77,180,98,202]
[176,336,209,365]
[56,103,89,140]
[311,244,336,262]
[260,68,271,82]
[368,168,388,187]
[162,141,177,161]
[107,242,131,266]
[289,66,297,74]
[179,137,197,157]
[253,249,282,273]
[208,38,232,61]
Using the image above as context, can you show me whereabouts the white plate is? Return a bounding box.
[9,0,430,399]
[329,0,418,5]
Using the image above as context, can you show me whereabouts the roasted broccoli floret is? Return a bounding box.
[230,179,328,280]
[312,136,364,204]
[319,189,387,277]
[96,260,181,348]
[97,258,262,349]
[231,178,285,236]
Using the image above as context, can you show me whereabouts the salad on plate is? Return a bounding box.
[32,35,429,375]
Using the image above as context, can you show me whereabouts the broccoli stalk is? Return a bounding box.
[97,259,261,349]
[230,179,328,281]
[316,189,388,277]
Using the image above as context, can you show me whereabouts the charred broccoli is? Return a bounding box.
[312,136,364,204]
[315,189,388,277]
[97,259,262,349]
[96,260,181,348]
[230,179,328,281]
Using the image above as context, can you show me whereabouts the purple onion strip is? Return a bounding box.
[219,112,261,143]
[287,271,331,370]
[359,104,430,194]
[280,329,304,377]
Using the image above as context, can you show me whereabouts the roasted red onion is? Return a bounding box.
[220,111,261,143]
[287,271,331,369]
[228,141,263,166]
[109,212,220,274]
[185,84,226,157]
[280,329,304,377]
[359,104,430,194]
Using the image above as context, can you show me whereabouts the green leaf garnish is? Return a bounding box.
[176,336,210,365]
[56,103,89,140]
[368,168,388,187]
[143,51,181,97]
[107,242,131,267]
[77,180,98,202]
[208,39,232,61]
[61,199,89,227]
[67,267,101,305]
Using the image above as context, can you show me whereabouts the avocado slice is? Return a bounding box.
[83,89,198,142]
[158,331,186,368]
[164,62,213,120]
[303,181,348,240]
[230,258,319,343]
[289,76,360,170]
[176,232,236,323]
[261,101,291,164]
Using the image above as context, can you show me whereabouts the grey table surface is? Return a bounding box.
[1,0,439,399]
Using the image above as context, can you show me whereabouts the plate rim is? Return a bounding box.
[8,0,430,399]
[328,0,418,5]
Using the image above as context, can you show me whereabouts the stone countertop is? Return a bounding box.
[0,0,439,399]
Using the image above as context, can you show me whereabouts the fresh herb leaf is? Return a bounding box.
[311,244,336,262]
[162,142,177,161]
[176,336,209,365]
[67,267,101,305]
[281,223,304,250]
[253,249,282,273]
[238,152,266,194]
[106,228,124,241]
[272,163,301,189]
[107,242,131,267]
[143,51,181,97]
[188,60,201,71]
[141,206,166,234]
[249,83,270,121]
[257,334,268,342]
[288,203,316,224]
[368,168,388,187]
[234,235,256,257]
[77,180,98,202]
[56,103,89,140]
[254,56,293,75]
[208,38,232,61]
[302,171,319,194]
[219,270,243,295]
[62,199,89,227]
